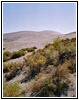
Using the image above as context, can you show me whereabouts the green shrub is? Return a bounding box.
[3,51,12,62]
[53,37,61,49]
[26,47,37,52]
[11,50,26,59]
[3,82,21,97]
[4,62,24,80]
[3,51,11,57]
[21,46,37,52]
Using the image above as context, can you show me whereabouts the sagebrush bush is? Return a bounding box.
[21,46,37,52]
[3,51,12,62]
[11,50,26,59]
[71,37,76,42]
[26,47,37,52]
[3,55,10,62]
[4,62,24,80]
[3,51,11,57]
[53,37,61,49]
[26,52,46,73]
[32,72,68,97]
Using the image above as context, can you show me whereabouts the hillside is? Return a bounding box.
[3,30,61,52]
[3,31,76,97]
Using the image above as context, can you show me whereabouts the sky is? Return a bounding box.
[3,3,76,34]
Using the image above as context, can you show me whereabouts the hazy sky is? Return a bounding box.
[3,3,76,34]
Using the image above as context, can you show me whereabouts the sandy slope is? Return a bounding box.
[3,31,76,52]
[3,30,61,52]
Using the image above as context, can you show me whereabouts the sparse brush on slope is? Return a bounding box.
[24,37,76,97]
[3,50,26,62]
[4,62,24,81]
[3,37,76,97]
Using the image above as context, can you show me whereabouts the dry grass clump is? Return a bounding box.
[3,82,22,97]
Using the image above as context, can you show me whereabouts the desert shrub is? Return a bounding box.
[61,38,70,46]
[53,37,61,50]
[54,81,68,96]
[26,47,37,52]
[3,63,10,73]
[3,51,11,57]
[3,55,10,62]
[20,48,27,51]
[67,43,76,54]
[71,37,76,42]
[33,46,37,49]
[3,82,21,97]
[4,62,24,80]
[56,62,70,78]
[67,59,76,73]
[5,72,16,81]
[26,52,46,73]
[21,46,37,52]
[45,43,52,49]
[3,51,12,62]
[32,73,68,97]
[44,49,59,65]
[11,50,25,59]
[52,37,76,58]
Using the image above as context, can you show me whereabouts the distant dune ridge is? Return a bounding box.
[3,30,76,52]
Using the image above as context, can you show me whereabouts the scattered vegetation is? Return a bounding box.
[4,62,24,81]
[3,50,26,62]
[3,37,76,97]
[3,46,37,62]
